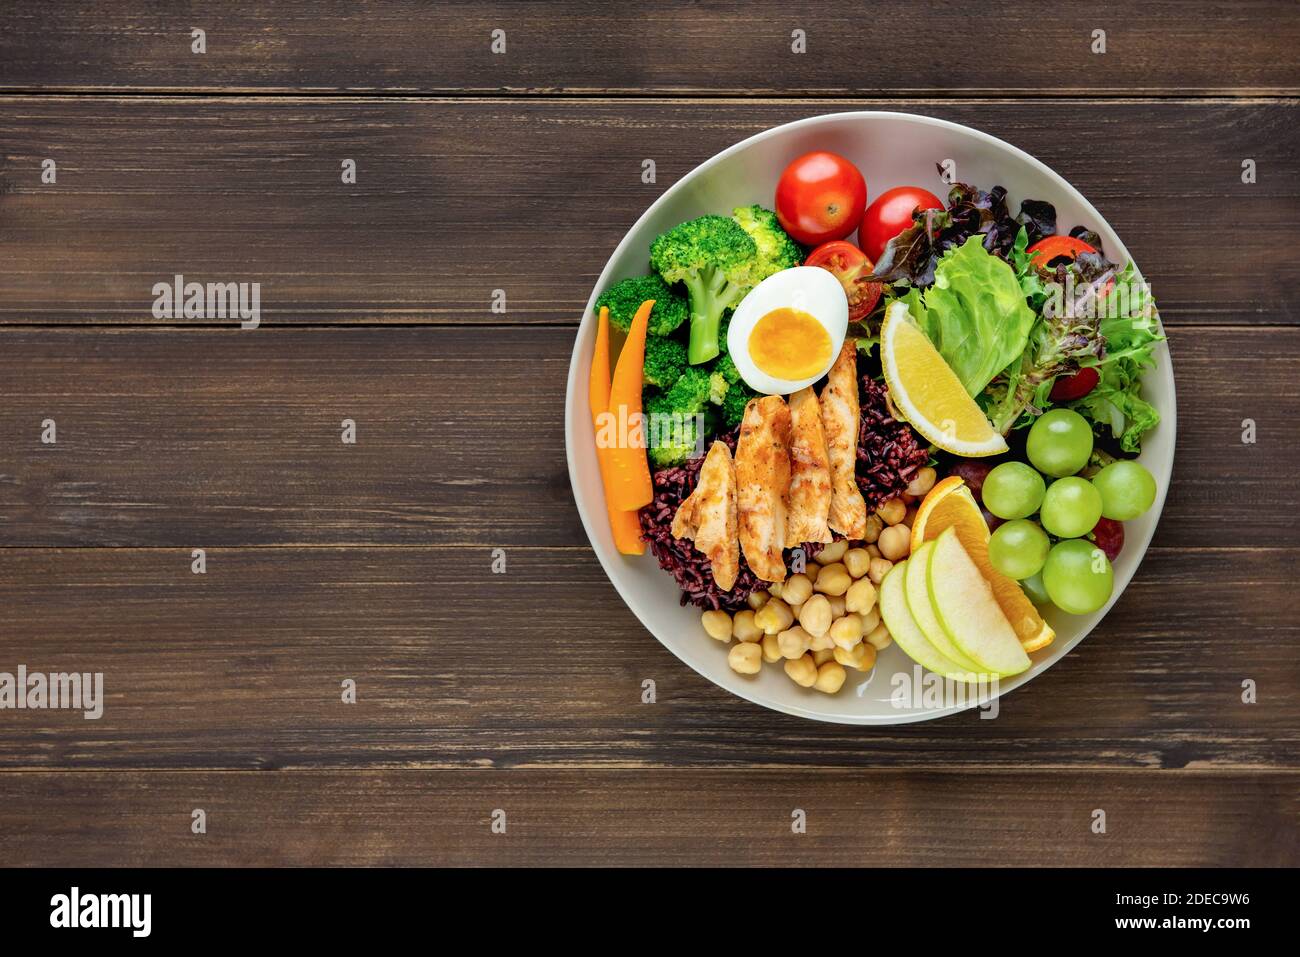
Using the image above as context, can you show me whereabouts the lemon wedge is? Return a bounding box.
[880,301,1007,457]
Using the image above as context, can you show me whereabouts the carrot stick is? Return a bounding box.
[606,299,655,511]
[589,306,646,555]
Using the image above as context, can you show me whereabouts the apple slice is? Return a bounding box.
[905,541,984,673]
[926,528,1031,677]
[879,562,984,683]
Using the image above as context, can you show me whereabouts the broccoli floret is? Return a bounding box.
[661,366,711,413]
[645,395,703,469]
[721,381,758,428]
[650,215,758,365]
[708,370,729,405]
[642,336,688,389]
[713,352,742,386]
[732,205,803,279]
[595,275,688,337]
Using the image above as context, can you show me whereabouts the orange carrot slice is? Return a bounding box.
[605,299,655,511]
[589,306,646,555]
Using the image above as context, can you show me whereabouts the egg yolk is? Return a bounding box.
[747,308,832,381]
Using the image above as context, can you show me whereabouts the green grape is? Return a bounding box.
[1091,459,1157,521]
[981,462,1046,520]
[1026,408,1094,478]
[1021,572,1051,607]
[1040,477,1103,539]
[1042,538,1114,614]
[988,519,1050,580]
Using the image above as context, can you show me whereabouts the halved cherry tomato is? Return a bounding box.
[1026,235,1098,268]
[860,186,944,262]
[775,151,867,246]
[1049,366,1100,401]
[804,240,883,322]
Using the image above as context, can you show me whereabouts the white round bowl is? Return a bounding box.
[565,111,1175,724]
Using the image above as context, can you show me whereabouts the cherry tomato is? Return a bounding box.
[804,240,883,322]
[775,151,867,246]
[1026,235,1098,269]
[1049,366,1100,401]
[860,186,944,262]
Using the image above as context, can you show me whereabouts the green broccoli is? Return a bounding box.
[708,370,729,405]
[661,365,711,413]
[645,394,703,469]
[650,215,758,366]
[720,381,758,429]
[595,274,688,337]
[712,352,742,385]
[732,205,804,278]
[642,336,688,390]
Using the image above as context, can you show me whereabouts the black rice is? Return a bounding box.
[856,376,930,509]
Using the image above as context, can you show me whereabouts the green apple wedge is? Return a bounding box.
[879,562,985,683]
[927,527,1031,677]
[904,541,985,674]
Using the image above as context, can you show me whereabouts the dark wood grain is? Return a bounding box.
[0,769,1292,866]
[0,99,1295,326]
[0,325,1294,549]
[2,1,1297,96]
[0,544,1294,771]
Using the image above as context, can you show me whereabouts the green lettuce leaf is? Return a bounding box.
[900,235,1038,397]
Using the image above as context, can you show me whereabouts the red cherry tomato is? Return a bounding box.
[859,186,944,262]
[1091,517,1124,561]
[1049,366,1100,401]
[1026,235,1098,268]
[803,240,883,322]
[775,151,867,246]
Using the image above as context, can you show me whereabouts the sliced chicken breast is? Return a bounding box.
[820,338,867,539]
[785,386,833,545]
[735,395,792,583]
[671,440,739,591]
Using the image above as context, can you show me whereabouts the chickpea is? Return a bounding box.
[868,557,894,585]
[782,573,813,607]
[829,613,865,650]
[834,642,872,671]
[845,578,878,615]
[844,547,872,580]
[878,525,911,562]
[814,661,847,694]
[865,622,893,650]
[798,594,833,638]
[877,497,907,526]
[906,466,937,499]
[813,648,836,666]
[732,609,763,643]
[827,595,847,618]
[813,563,852,597]
[803,562,821,584]
[815,540,848,565]
[728,641,763,675]
[863,513,884,545]
[747,590,769,611]
[761,632,783,663]
[701,610,733,642]
[766,581,784,600]
[753,598,794,635]
[904,506,918,527]
[866,543,882,559]
[784,653,818,688]
[859,606,881,635]
[808,631,835,652]
[786,601,803,619]
[777,626,812,660]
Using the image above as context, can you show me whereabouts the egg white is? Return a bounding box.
[726,266,849,396]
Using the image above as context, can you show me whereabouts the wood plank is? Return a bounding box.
[0,544,1294,770]
[0,98,1294,326]
[0,769,1292,866]
[1,1,1296,96]
[0,325,1294,549]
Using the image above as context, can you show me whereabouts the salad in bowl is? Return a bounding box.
[568,112,1173,723]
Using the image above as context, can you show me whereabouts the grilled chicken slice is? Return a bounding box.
[820,338,867,539]
[671,441,739,591]
[785,386,833,545]
[735,395,792,583]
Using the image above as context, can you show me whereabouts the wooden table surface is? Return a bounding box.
[1,1,1297,867]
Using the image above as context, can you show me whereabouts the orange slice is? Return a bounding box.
[911,476,1055,653]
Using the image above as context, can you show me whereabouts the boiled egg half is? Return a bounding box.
[726,266,849,395]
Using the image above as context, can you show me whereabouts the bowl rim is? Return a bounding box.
[564,110,1176,724]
